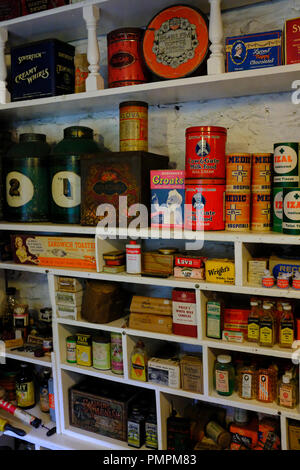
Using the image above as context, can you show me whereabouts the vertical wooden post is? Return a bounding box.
[83,5,104,92]
[0,28,10,104]
[207,0,225,75]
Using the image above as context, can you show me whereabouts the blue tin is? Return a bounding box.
[226,30,282,72]
[11,38,75,101]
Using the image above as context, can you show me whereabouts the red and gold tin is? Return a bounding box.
[252,153,272,192]
[142,5,209,80]
[185,126,227,179]
[184,178,225,231]
[119,101,148,151]
[226,153,251,192]
[225,192,250,232]
[251,192,272,232]
[107,28,148,88]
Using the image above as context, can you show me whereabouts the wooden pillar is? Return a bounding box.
[83,5,104,92]
[207,0,225,75]
[0,28,10,104]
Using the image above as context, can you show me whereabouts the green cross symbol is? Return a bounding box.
[279,148,285,154]
[294,194,300,200]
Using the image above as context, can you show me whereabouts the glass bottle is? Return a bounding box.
[238,362,256,400]
[247,300,260,343]
[39,370,51,413]
[127,407,145,448]
[15,364,35,410]
[279,305,294,348]
[213,355,235,397]
[259,302,275,347]
[277,373,298,409]
[145,406,158,449]
[130,340,147,382]
[256,364,277,403]
[1,287,17,332]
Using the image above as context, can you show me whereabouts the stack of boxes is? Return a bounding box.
[55,276,84,320]
[129,296,173,334]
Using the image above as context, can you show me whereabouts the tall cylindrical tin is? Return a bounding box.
[119,101,148,152]
[184,178,225,231]
[107,28,148,88]
[225,192,250,232]
[272,187,283,233]
[50,126,100,224]
[251,192,272,232]
[282,187,300,235]
[3,133,50,222]
[226,153,251,192]
[273,142,299,187]
[252,153,272,192]
[0,131,13,220]
[185,126,227,179]
[111,332,123,375]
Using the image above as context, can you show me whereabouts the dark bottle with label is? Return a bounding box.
[127,406,145,448]
[145,406,158,449]
[0,131,13,220]
[16,364,36,410]
[39,369,51,413]
[50,126,100,224]
[3,133,50,222]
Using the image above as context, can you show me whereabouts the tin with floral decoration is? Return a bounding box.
[111,332,123,375]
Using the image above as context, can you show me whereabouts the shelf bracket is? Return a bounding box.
[207,0,225,75]
[83,5,104,92]
[0,28,10,104]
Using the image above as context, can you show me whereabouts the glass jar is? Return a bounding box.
[3,133,50,222]
[238,362,256,400]
[256,365,277,403]
[213,354,235,396]
[277,373,298,409]
[259,302,275,347]
[50,126,101,224]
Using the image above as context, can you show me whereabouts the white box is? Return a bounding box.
[148,357,181,389]
[55,290,83,307]
[56,304,81,321]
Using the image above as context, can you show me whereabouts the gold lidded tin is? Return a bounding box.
[119,101,148,152]
[158,248,178,255]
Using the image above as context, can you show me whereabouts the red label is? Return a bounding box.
[175,256,204,269]
[285,18,300,64]
[184,183,225,231]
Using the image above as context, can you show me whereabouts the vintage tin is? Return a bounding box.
[107,28,148,88]
[50,126,100,224]
[150,169,185,229]
[226,153,251,192]
[186,126,227,179]
[80,151,169,226]
[252,153,272,192]
[92,336,111,371]
[11,39,75,102]
[119,101,148,152]
[225,192,250,232]
[172,288,197,338]
[251,192,272,232]
[21,0,68,15]
[273,142,300,187]
[282,187,300,235]
[111,332,123,375]
[0,0,20,21]
[0,131,13,220]
[66,336,77,363]
[284,17,300,65]
[226,30,282,72]
[272,187,283,233]
[76,334,92,367]
[175,253,206,269]
[184,178,225,231]
[142,4,209,80]
[3,134,50,223]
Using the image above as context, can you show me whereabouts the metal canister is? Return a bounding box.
[107,28,148,88]
[92,336,111,370]
[76,333,92,367]
[50,126,100,224]
[185,126,227,179]
[251,192,272,232]
[66,336,77,364]
[252,153,272,192]
[3,133,50,222]
[119,101,148,152]
[272,187,283,233]
[225,192,250,231]
[282,187,300,235]
[273,142,299,187]
[0,131,12,220]
[111,332,123,375]
[226,153,251,192]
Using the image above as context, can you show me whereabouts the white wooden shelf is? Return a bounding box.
[5,349,52,367]
[203,339,295,359]
[0,64,298,123]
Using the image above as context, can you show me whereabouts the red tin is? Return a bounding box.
[285,17,300,65]
[185,126,227,178]
[184,178,225,231]
[172,288,197,338]
[107,28,148,88]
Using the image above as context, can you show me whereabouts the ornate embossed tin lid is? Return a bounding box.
[64,126,93,139]
[142,4,209,80]
[107,27,144,41]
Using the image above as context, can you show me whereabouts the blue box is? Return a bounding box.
[11,38,75,101]
[226,30,282,72]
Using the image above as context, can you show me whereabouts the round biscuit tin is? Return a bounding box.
[273,143,299,187]
[225,192,250,231]
[282,187,300,235]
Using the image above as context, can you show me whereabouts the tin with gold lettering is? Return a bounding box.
[119,101,148,152]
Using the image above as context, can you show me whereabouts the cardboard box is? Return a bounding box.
[269,255,300,279]
[224,308,250,332]
[129,312,173,334]
[142,251,174,276]
[222,330,244,342]
[55,290,83,307]
[148,357,180,389]
[248,258,268,286]
[180,355,203,394]
[55,276,83,293]
[285,17,300,64]
[174,266,205,280]
[289,422,300,450]
[226,30,282,72]
[57,304,80,321]
[130,296,172,316]
[11,234,96,270]
[205,259,235,284]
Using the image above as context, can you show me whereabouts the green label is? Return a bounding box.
[128,421,141,448]
[206,301,222,339]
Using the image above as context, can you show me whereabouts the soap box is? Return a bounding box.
[226,30,282,72]
[148,357,181,389]
[269,255,300,279]
[11,38,75,101]
[151,170,185,229]
[285,17,300,64]
[205,259,235,284]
